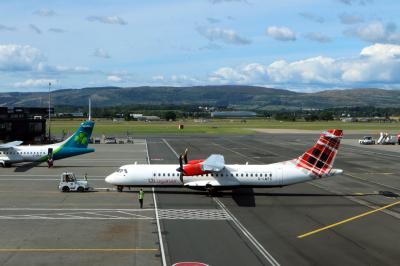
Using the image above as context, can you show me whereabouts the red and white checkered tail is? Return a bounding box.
[296,129,343,177]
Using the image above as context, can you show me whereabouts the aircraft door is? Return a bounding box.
[47,148,54,167]
[275,167,283,186]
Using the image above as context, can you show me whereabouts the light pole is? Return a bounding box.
[48,82,51,142]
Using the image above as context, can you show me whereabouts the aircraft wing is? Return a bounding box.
[0,141,23,150]
[201,154,225,172]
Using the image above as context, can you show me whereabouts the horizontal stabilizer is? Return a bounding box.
[0,141,23,149]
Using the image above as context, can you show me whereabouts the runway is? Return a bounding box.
[0,134,399,265]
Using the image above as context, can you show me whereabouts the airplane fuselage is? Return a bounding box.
[105,160,322,190]
[0,144,94,165]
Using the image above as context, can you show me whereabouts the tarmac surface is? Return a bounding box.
[0,134,399,265]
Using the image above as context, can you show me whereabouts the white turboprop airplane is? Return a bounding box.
[0,120,95,167]
[105,129,343,193]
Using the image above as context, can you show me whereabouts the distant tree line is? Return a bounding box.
[54,105,400,122]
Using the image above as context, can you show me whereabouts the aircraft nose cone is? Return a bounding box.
[105,174,115,184]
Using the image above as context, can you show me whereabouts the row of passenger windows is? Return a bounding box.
[153,172,273,178]
[1,151,46,155]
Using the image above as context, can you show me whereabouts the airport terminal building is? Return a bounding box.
[0,107,51,144]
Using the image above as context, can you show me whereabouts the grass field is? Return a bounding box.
[49,118,400,136]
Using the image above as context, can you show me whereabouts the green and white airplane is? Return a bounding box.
[0,120,95,167]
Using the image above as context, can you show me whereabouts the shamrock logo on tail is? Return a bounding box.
[74,132,88,145]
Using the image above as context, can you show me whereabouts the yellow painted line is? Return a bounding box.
[0,248,158,252]
[298,200,400,239]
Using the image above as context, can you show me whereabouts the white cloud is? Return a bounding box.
[87,16,127,25]
[267,56,339,84]
[197,26,251,45]
[299,12,325,23]
[93,48,110,59]
[304,32,332,43]
[29,24,42,34]
[0,44,44,71]
[14,79,56,88]
[266,26,296,41]
[360,43,400,59]
[33,9,56,17]
[152,75,165,81]
[36,63,91,75]
[208,43,400,86]
[107,75,122,82]
[339,13,364,24]
[345,21,400,44]
[170,75,199,84]
[209,63,268,84]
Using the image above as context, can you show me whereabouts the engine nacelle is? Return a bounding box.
[183,162,207,176]
[187,159,204,164]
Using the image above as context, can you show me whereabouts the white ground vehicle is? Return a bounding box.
[377,132,396,145]
[381,136,396,145]
[359,136,375,145]
[58,172,92,192]
[104,137,117,144]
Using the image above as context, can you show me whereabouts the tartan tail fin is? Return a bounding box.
[296,129,343,177]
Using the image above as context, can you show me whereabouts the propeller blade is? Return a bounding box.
[183,148,188,164]
[179,154,183,169]
[180,172,183,183]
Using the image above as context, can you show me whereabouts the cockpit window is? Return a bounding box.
[117,169,128,173]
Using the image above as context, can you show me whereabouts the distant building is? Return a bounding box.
[130,114,143,119]
[137,115,160,121]
[57,112,84,118]
[211,111,257,118]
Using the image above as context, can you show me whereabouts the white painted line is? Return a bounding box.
[116,211,154,219]
[83,212,121,218]
[0,208,154,211]
[214,198,280,266]
[311,182,400,220]
[162,138,279,266]
[145,139,151,165]
[162,138,179,157]
[147,139,167,266]
[153,187,167,266]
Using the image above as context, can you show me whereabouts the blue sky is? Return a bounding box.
[0,0,399,92]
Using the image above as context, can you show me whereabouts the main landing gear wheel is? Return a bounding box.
[62,186,70,192]
[77,187,84,192]
[117,186,124,192]
[205,184,216,197]
[1,162,11,168]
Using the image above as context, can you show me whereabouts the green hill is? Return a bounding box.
[1,86,400,109]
